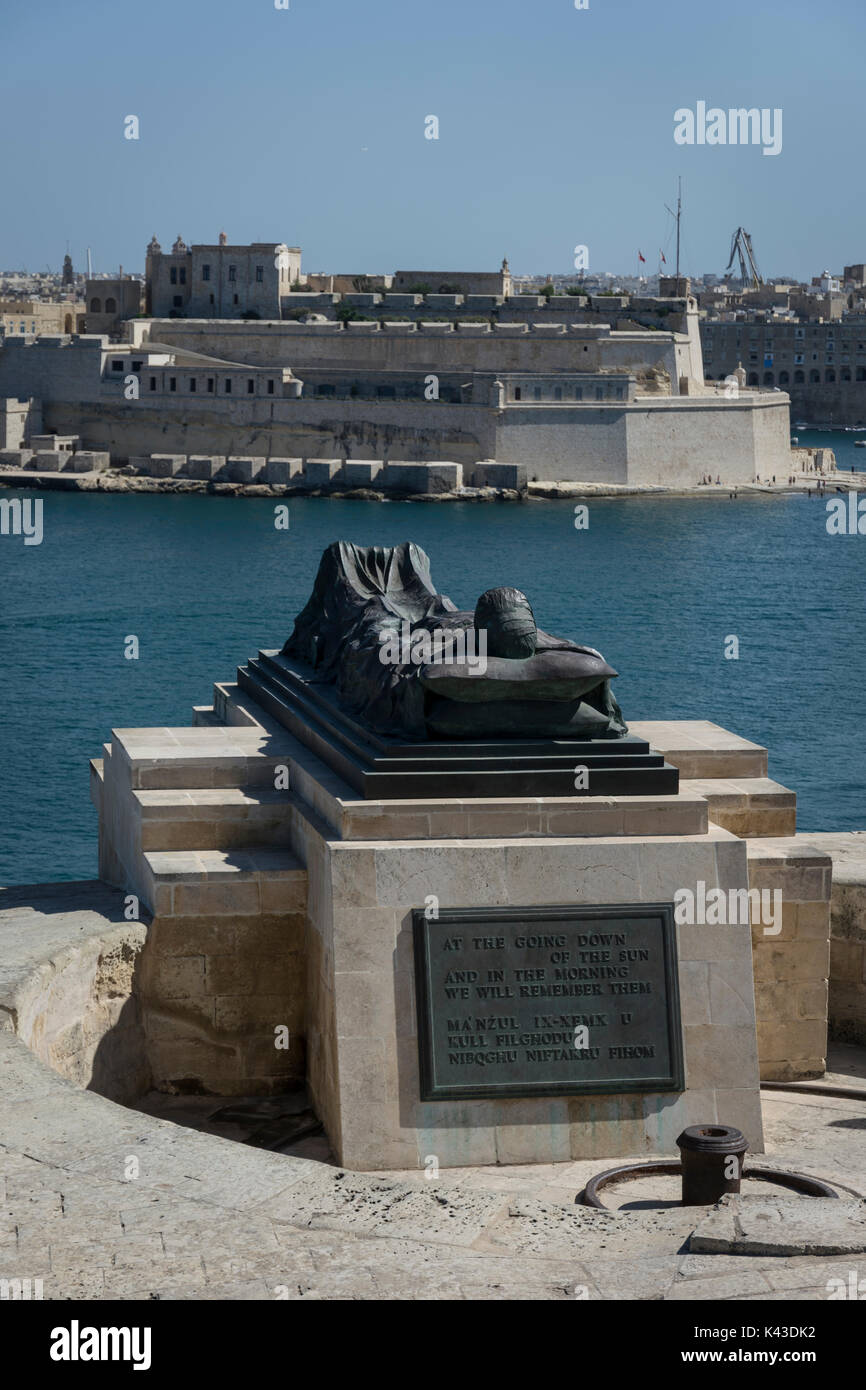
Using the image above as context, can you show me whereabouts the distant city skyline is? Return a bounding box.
[3,0,864,281]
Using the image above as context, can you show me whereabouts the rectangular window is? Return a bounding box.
[615,386,623,400]
[533,386,542,401]
[233,294,238,305]
[169,377,176,392]
[224,379,232,393]
[255,266,264,283]
[514,386,522,401]
[189,378,196,392]
[111,359,124,371]
[207,377,214,393]
[574,387,582,400]
[595,386,604,400]
[132,360,143,371]
[553,386,562,401]
[202,265,210,282]
[170,267,177,284]
[267,379,274,395]
[179,267,186,285]
[149,376,157,391]
[228,266,236,282]
[247,379,255,394]
[209,293,214,305]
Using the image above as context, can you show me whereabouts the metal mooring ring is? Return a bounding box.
[578,1161,843,1209]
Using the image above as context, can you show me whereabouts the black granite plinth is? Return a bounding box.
[237,650,679,800]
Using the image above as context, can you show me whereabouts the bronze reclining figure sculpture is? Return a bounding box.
[284,540,627,741]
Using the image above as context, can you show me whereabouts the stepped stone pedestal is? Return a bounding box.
[90,667,842,1167]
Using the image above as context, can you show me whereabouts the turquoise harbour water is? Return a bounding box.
[1,479,864,885]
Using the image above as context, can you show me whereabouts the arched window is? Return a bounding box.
[841,367,851,382]
[90,297,102,313]
[748,371,759,386]
[778,370,789,385]
[794,370,805,383]
[810,369,821,383]
[763,371,774,386]
[64,314,73,333]
[825,368,836,383]
[105,297,116,314]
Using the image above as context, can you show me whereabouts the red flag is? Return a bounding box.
[638,251,646,263]
[660,250,666,264]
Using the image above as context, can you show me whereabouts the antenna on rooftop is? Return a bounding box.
[664,177,682,282]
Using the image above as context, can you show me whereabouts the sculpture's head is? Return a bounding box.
[474,587,537,659]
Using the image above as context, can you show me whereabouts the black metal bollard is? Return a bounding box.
[676,1125,748,1205]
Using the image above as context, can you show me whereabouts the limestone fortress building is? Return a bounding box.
[0,235,794,487]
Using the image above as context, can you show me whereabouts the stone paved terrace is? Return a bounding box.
[1,881,865,1300]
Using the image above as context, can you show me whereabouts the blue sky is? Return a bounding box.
[3,0,863,280]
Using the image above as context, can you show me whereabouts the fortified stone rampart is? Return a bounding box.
[131,317,701,393]
[0,328,790,485]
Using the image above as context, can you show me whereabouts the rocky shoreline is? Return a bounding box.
[0,468,861,501]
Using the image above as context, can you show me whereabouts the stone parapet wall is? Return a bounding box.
[137,906,307,1097]
[778,833,866,1047]
[30,391,790,487]
[747,839,832,1080]
[0,881,150,1106]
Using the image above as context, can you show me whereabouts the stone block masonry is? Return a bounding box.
[68,451,110,472]
[91,702,792,1168]
[304,459,343,486]
[225,457,265,483]
[343,459,383,486]
[263,457,303,484]
[770,832,866,1048]
[747,838,832,1081]
[91,726,310,1095]
[180,455,225,479]
[471,461,528,489]
[384,461,463,493]
[147,454,186,478]
[0,329,794,485]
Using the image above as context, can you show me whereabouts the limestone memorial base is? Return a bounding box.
[294,801,764,1170]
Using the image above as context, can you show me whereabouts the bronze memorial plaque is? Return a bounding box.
[413,904,684,1100]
